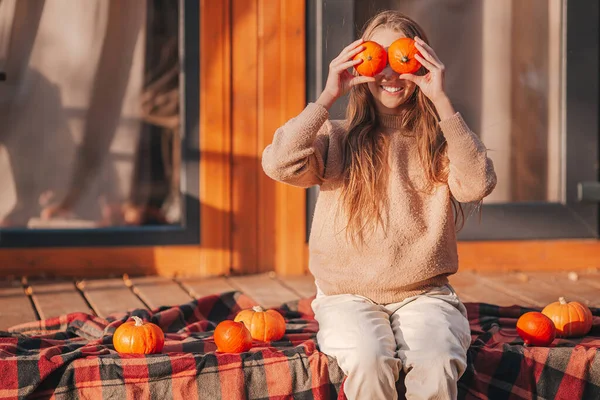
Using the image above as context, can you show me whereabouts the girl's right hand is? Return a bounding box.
[316,39,376,110]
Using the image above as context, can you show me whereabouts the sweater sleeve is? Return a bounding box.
[439,112,497,203]
[261,103,332,188]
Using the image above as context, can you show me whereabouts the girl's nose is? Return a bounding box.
[378,64,396,81]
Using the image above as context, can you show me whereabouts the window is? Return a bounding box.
[0,0,199,247]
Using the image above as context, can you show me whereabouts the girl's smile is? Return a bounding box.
[380,84,406,95]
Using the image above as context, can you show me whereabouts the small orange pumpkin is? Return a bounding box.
[234,306,287,342]
[214,320,253,353]
[542,297,593,338]
[353,40,387,77]
[113,316,165,354]
[516,312,556,347]
[388,37,421,74]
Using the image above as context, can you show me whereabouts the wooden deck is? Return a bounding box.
[1,270,599,331]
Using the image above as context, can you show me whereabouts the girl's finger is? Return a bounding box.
[414,38,443,66]
[399,73,420,84]
[349,76,376,86]
[331,43,364,65]
[337,58,364,71]
[338,39,367,60]
[342,38,365,53]
[415,53,437,71]
[347,44,368,58]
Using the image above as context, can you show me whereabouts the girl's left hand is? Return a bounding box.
[399,36,447,104]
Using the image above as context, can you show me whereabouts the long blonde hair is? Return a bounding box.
[340,11,464,246]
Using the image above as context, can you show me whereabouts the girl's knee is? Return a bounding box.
[345,343,400,377]
[402,345,467,378]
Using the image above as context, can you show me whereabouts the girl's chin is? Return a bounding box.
[379,98,408,110]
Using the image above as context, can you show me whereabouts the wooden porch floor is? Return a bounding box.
[1,270,600,331]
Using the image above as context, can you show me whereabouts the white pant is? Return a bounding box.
[312,284,471,400]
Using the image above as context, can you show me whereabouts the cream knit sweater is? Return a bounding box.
[262,103,497,304]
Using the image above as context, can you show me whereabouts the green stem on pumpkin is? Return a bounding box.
[131,316,144,326]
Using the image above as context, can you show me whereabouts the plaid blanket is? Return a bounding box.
[1,292,599,399]
[460,303,600,400]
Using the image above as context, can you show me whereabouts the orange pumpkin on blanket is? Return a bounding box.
[235,306,287,342]
[542,297,593,338]
[113,316,165,354]
[214,320,253,353]
[516,312,556,347]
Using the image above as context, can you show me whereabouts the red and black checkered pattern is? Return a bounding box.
[460,303,600,400]
[0,292,343,399]
[1,292,600,399]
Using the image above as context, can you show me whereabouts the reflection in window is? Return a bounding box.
[0,0,181,229]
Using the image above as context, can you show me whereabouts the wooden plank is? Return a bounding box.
[574,271,600,290]
[78,278,147,318]
[128,276,193,309]
[525,271,600,307]
[231,0,259,274]
[177,276,238,298]
[275,0,307,276]
[449,271,534,307]
[277,275,316,299]
[474,271,573,308]
[229,273,300,309]
[256,0,281,273]
[199,0,232,276]
[0,247,213,279]
[456,240,600,272]
[0,280,37,330]
[29,280,93,319]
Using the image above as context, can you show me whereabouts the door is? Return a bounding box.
[306,0,599,241]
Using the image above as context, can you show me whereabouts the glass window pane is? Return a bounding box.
[348,0,564,204]
[0,0,181,229]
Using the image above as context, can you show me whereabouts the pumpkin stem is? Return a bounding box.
[131,316,144,326]
[401,56,409,63]
[559,297,567,305]
[252,306,264,313]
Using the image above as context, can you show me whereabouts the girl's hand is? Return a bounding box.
[316,39,376,110]
[399,36,448,105]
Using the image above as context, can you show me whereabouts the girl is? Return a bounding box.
[262,11,496,400]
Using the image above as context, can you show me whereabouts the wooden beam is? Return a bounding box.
[458,240,600,271]
[231,0,260,274]
[275,0,307,276]
[199,0,232,276]
[0,246,219,278]
[256,0,282,273]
